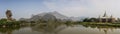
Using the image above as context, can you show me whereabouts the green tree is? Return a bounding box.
[0,18,7,23]
[89,18,97,22]
[83,18,90,22]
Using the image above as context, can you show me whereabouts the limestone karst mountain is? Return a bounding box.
[6,9,13,21]
[20,11,84,22]
[37,11,68,20]
[41,13,57,21]
[29,11,68,21]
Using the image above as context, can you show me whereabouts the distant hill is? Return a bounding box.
[29,11,68,21]
[41,13,57,21]
[37,11,68,19]
[69,16,88,21]
[20,11,86,22]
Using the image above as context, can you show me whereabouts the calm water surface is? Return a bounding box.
[0,24,120,34]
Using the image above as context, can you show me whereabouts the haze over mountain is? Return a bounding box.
[29,11,68,21]
[20,11,84,21]
[37,11,68,20]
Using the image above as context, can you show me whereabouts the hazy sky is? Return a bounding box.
[0,0,120,19]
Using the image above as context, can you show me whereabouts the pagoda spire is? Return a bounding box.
[98,15,101,23]
[103,11,107,17]
[110,15,113,18]
[98,15,101,19]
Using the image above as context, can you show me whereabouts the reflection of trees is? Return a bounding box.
[82,25,119,34]
[0,26,21,34]
[31,22,67,34]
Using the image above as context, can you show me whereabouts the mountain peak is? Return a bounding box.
[31,11,68,20]
[49,11,59,14]
[53,11,58,13]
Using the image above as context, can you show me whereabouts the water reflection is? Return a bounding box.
[0,26,20,34]
[0,23,120,34]
[31,22,67,34]
[82,24,120,34]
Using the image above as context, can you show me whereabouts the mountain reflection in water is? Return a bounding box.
[31,23,67,34]
[0,23,120,34]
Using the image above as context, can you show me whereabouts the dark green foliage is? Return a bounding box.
[0,18,21,27]
[0,18,7,23]
[80,22,120,28]
[83,18,97,22]
[0,25,21,33]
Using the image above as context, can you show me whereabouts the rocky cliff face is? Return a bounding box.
[6,9,13,21]
[41,13,57,21]
[20,11,84,22]
[30,11,68,21]
[37,11,68,20]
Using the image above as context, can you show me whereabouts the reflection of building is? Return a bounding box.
[98,27,115,34]
[97,11,116,23]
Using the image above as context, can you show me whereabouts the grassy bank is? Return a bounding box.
[80,22,120,27]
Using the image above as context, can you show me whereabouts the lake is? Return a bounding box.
[0,24,120,34]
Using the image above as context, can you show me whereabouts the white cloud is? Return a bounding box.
[43,0,120,18]
[43,0,90,17]
[90,0,120,18]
